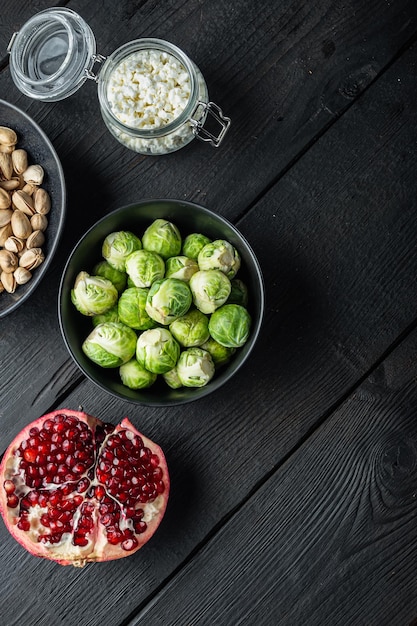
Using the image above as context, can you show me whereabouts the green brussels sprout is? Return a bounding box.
[82,322,137,368]
[71,271,118,316]
[163,366,183,389]
[142,219,181,260]
[102,231,142,271]
[136,328,180,374]
[182,233,211,259]
[200,337,236,366]
[93,260,127,293]
[198,239,241,278]
[119,358,157,389]
[170,309,210,347]
[165,255,199,281]
[118,287,157,331]
[176,348,215,387]
[92,304,119,327]
[189,269,231,314]
[227,278,248,307]
[208,304,251,348]
[145,277,192,325]
[125,249,165,288]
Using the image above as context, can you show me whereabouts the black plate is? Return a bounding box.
[58,200,264,406]
[0,99,66,317]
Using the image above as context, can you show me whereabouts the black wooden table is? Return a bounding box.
[1,1,417,624]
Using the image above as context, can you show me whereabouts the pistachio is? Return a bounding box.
[0,126,18,147]
[23,164,44,186]
[0,249,18,273]
[0,188,11,209]
[14,266,32,285]
[0,224,13,247]
[0,144,15,154]
[0,209,13,227]
[30,213,48,232]
[1,271,16,293]
[0,279,4,293]
[4,236,26,254]
[0,153,13,180]
[12,190,35,216]
[19,247,44,271]
[11,210,32,239]
[11,149,28,175]
[0,178,21,191]
[21,183,36,196]
[26,230,45,249]
[33,187,51,215]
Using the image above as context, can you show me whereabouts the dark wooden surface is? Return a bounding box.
[1,1,417,624]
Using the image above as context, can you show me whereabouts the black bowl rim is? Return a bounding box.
[58,199,265,406]
[0,99,66,318]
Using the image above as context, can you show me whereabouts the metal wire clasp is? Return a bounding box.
[85,54,107,82]
[190,102,231,147]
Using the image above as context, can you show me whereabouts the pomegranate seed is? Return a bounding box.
[29,427,40,436]
[48,508,61,520]
[107,530,123,545]
[95,485,105,500]
[72,463,86,474]
[73,535,89,547]
[55,452,66,462]
[7,494,19,508]
[134,520,147,534]
[156,481,165,494]
[100,514,113,527]
[3,480,15,494]
[73,495,83,507]
[40,514,50,527]
[23,448,37,463]
[17,518,31,531]
[38,493,48,507]
[48,492,61,507]
[76,478,90,493]
[35,453,47,465]
[150,454,160,467]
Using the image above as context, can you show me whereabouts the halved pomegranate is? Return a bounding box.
[0,409,169,567]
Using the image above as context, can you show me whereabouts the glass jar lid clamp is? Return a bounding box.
[7,7,231,150]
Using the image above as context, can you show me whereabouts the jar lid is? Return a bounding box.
[8,7,97,101]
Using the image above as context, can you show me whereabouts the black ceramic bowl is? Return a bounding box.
[58,200,264,406]
[0,100,66,318]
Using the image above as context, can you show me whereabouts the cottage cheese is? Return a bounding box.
[104,49,207,154]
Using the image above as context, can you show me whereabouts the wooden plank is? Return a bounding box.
[128,328,417,626]
[2,33,417,626]
[0,0,416,446]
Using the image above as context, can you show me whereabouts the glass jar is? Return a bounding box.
[7,7,231,155]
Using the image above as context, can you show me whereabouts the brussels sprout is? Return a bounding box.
[198,239,241,278]
[208,304,251,348]
[142,219,181,260]
[118,287,157,331]
[145,278,192,325]
[165,256,199,281]
[71,271,118,316]
[119,359,157,389]
[182,233,211,259]
[176,348,215,387]
[163,367,183,389]
[82,322,137,368]
[200,337,236,366]
[136,328,180,374]
[102,231,142,271]
[92,304,119,327]
[189,270,231,314]
[125,249,165,288]
[227,278,248,307]
[170,309,210,347]
[93,260,127,293]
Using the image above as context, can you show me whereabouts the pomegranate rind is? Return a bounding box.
[0,410,169,567]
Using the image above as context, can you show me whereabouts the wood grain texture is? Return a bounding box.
[130,331,417,626]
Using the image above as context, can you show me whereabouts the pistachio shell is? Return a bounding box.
[0,249,18,273]
[0,224,13,247]
[0,279,4,293]
[11,210,32,239]
[21,183,36,196]
[0,153,13,181]
[26,230,45,249]
[0,126,17,146]
[33,187,51,215]
[11,149,28,175]
[19,247,44,270]
[0,144,15,154]
[12,190,35,216]
[22,164,44,186]
[1,270,16,293]
[30,213,48,232]
[4,236,26,253]
[0,188,11,209]
[0,178,21,191]
[14,266,32,285]
[0,209,12,227]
